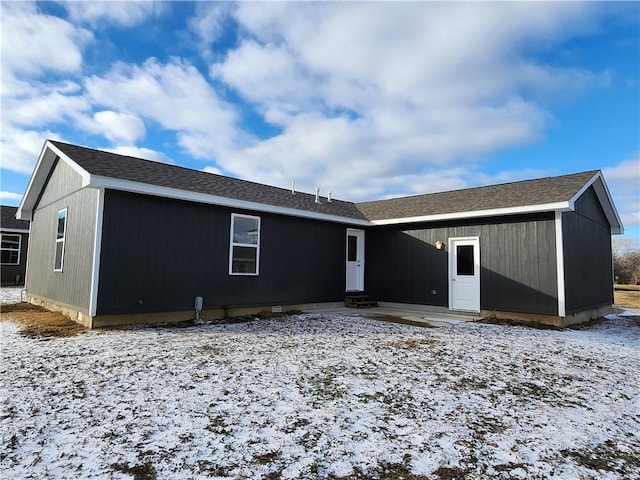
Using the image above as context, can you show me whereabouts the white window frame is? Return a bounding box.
[1,234,21,265]
[54,208,67,272]
[229,213,260,276]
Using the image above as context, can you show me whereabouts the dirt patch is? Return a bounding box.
[0,302,87,338]
[614,286,640,311]
[367,313,436,328]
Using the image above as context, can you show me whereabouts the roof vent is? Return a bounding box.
[291,180,296,195]
[327,190,332,202]
[315,187,321,204]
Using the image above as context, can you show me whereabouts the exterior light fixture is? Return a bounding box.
[435,241,445,250]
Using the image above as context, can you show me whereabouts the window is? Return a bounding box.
[54,208,67,271]
[1,234,21,265]
[347,235,357,262]
[229,213,260,275]
[456,245,474,276]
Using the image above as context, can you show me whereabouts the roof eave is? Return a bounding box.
[17,140,91,220]
[568,171,624,235]
[369,202,572,226]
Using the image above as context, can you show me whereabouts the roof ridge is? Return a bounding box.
[355,170,600,206]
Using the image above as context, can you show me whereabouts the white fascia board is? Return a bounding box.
[16,141,91,220]
[569,171,624,235]
[88,175,372,226]
[370,202,572,226]
[0,228,30,234]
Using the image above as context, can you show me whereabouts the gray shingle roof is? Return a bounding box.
[1,205,30,230]
[51,141,600,224]
[355,171,599,221]
[51,141,368,221]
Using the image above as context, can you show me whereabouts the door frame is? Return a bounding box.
[448,236,480,312]
[345,228,365,292]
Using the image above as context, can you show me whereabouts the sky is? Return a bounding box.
[1,1,639,241]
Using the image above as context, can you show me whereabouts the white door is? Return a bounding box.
[346,229,365,291]
[449,237,480,312]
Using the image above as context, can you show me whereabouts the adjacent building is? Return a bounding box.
[1,205,30,286]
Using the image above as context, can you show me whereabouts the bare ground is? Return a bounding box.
[614,285,640,311]
[0,286,638,339]
[0,303,87,338]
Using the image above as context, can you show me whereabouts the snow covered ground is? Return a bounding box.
[1,296,639,479]
[0,286,23,304]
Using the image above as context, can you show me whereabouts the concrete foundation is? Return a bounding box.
[25,294,613,330]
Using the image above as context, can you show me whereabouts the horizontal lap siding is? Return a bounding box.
[366,214,558,315]
[563,187,614,314]
[97,190,346,315]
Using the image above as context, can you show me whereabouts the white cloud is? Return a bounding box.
[60,0,163,27]
[0,191,24,202]
[4,82,90,128]
[0,128,59,174]
[0,1,92,93]
[207,2,609,201]
[203,166,224,176]
[106,145,171,164]
[604,156,640,229]
[92,111,146,143]
[84,58,247,158]
[189,2,234,50]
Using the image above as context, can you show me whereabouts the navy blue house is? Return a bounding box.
[17,140,623,327]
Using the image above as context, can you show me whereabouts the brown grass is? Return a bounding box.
[0,302,87,338]
[614,286,640,311]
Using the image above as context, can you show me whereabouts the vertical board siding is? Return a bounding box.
[366,213,558,315]
[563,186,614,313]
[36,158,84,209]
[26,187,98,312]
[97,190,347,315]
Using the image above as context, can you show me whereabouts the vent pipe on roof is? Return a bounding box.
[315,187,321,204]
[291,180,296,195]
[327,190,332,202]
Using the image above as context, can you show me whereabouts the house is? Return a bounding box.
[17,140,623,328]
[1,205,30,286]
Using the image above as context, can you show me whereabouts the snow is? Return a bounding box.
[0,286,23,304]
[1,297,639,479]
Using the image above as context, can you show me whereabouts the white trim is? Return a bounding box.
[555,211,566,317]
[371,202,571,226]
[24,220,32,287]
[0,233,22,265]
[229,213,261,276]
[571,172,623,235]
[89,174,371,227]
[448,236,481,313]
[18,140,91,221]
[89,188,105,317]
[345,228,365,292]
[0,228,29,234]
[53,207,67,272]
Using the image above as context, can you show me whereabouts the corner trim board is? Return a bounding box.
[89,188,105,317]
[555,211,566,317]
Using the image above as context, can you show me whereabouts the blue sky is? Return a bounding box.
[1,1,638,241]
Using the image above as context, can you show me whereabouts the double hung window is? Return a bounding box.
[1,234,21,265]
[54,208,67,271]
[229,213,260,275]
